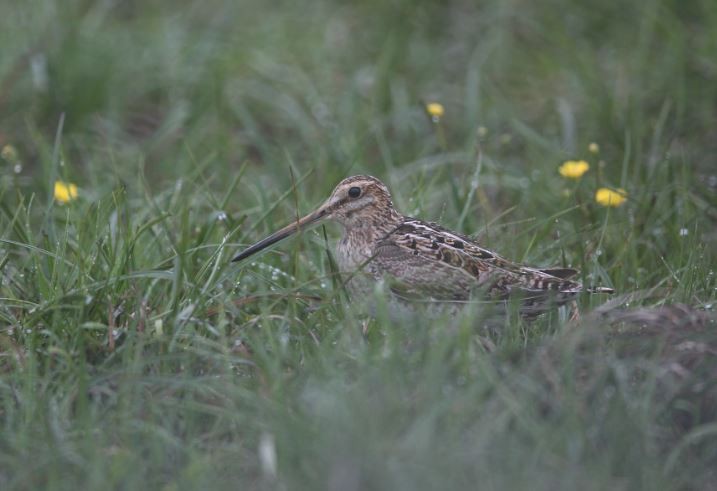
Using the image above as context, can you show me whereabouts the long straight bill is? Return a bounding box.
[231,208,327,262]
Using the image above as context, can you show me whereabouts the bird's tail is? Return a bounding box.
[586,286,615,294]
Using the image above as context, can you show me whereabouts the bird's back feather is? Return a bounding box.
[371,218,599,311]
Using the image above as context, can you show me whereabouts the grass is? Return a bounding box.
[1,0,716,489]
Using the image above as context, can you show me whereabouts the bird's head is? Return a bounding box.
[231,175,400,262]
[320,175,397,227]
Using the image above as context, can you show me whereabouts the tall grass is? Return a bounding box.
[0,0,715,489]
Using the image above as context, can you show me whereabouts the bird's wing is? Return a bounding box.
[372,219,584,303]
[371,239,478,301]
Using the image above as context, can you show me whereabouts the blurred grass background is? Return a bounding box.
[0,0,716,489]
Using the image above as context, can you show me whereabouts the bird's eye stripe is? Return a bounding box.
[348,186,361,198]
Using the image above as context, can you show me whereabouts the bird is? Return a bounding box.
[232,175,614,318]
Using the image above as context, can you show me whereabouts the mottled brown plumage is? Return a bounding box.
[233,175,614,317]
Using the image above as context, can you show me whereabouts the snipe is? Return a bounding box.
[232,175,613,317]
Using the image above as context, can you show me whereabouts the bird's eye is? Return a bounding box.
[348,186,361,198]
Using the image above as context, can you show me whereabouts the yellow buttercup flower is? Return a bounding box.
[426,102,445,119]
[588,142,600,154]
[558,160,590,179]
[595,187,627,207]
[54,181,78,203]
[1,144,19,163]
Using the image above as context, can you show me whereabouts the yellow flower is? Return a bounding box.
[588,142,600,154]
[595,187,627,207]
[1,144,18,162]
[558,160,590,179]
[426,102,445,119]
[54,181,78,203]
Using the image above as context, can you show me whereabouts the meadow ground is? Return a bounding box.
[0,0,716,489]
